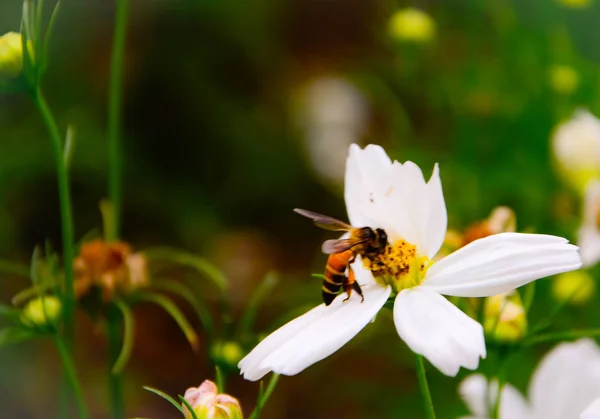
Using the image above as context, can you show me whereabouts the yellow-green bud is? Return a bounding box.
[21,295,62,327]
[549,65,579,95]
[388,8,435,44]
[483,292,527,343]
[557,0,592,8]
[0,32,26,78]
[552,270,596,305]
[182,380,242,419]
[211,341,244,368]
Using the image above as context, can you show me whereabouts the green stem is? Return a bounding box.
[106,0,130,241]
[107,304,125,419]
[54,335,89,419]
[415,355,436,419]
[249,374,280,419]
[34,88,76,346]
[524,328,600,347]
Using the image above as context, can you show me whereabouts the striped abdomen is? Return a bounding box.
[322,250,353,305]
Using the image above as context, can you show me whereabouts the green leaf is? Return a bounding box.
[0,327,38,347]
[249,373,280,419]
[178,395,199,419]
[139,292,199,351]
[239,271,278,337]
[0,303,23,321]
[521,282,535,313]
[111,300,135,374]
[145,247,227,291]
[143,387,184,415]
[151,279,214,343]
[311,273,325,281]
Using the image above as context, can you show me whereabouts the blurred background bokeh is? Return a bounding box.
[2,0,600,417]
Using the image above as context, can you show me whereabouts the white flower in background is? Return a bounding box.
[239,144,582,380]
[582,399,600,419]
[578,179,600,267]
[459,339,600,419]
[551,110,600,194]
[298,77,368,184]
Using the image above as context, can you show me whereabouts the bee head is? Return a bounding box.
[376,228,388,248]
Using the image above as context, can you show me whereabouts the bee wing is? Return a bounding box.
[321,238,368,255]
[294,208,353,231]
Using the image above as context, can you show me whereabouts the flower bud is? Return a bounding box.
[549,65,579,95]
[388,8,435,44]
[211,341,244,367]
[552,270,596,305]
[21,295,62,327]
[551,109,600,194]
[182,380,242,419]
[557,0,592,8]
[483,291,527,343]
[0,32,25,78]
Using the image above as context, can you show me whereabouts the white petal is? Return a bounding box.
[459,374,532,419]
[344,144,393,227]
[393,288,485,376]
[581,399,600,419]
[578,179,600,267]
[381,161,447,258]
[459,374,490,418]
[422,233,582,297]
[238,284,391,381]
[530,339,600,419]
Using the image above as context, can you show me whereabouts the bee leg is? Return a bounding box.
[343,266,361,303]
[352,281,364,303]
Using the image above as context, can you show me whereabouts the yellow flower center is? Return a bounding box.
[362,239,431,292]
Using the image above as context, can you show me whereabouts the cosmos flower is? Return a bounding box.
[459,339,600,419]
[239,144,582,380]
[551,110,600,194]
[182,380,242,419]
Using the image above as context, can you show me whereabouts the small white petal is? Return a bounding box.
[578,179,600,267]
[393,288,485,376]
[459,374,490,418]
[238,284,391,381]
[344,144,393,227]
[422,233,582,297]
[530,339,600,419]
[420,163,447,259]
[581,399,600,419]
[459,374,532,419]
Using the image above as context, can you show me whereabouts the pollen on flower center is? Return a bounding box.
[362,239,430,292]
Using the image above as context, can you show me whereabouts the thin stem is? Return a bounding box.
[415,355,436,419]
[34,88,76,346]
[249,374,280,419]
[524,328,600,347]
[54,335,89,419]
[107,304,125,419]
[106,0,130,241]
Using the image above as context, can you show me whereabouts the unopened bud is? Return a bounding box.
[388,8,435,44]
[552,270,596,305]
[549,65,579,95]
[0,32,29,78]
[21,295,62,327]
[483,292,527,342]
[212,341,243,367]
[557,0,592,8]
[182,380,242,419]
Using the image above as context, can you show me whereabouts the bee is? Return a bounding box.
[294,208,388,306]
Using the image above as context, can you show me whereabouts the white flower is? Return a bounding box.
[239,144,582,380]
[578,179,600,267]
[551,109,600,194]
[460,339,600,419]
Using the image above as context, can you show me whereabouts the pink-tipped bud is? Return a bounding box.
[182,380,242,419]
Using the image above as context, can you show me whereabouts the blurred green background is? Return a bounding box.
[1,0,600,417]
